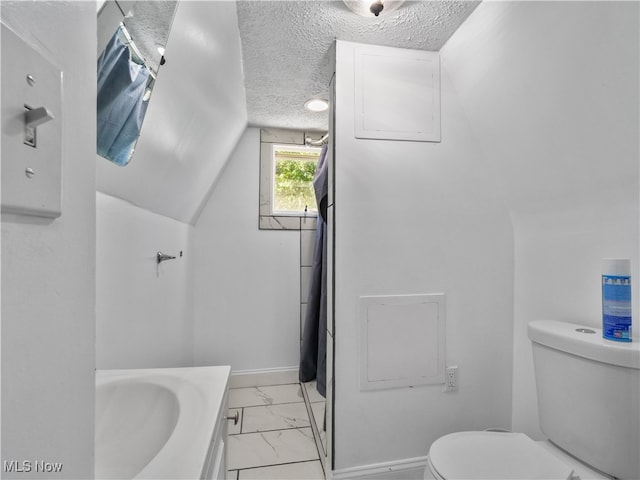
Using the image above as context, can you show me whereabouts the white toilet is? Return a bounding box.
[425,320,640,480]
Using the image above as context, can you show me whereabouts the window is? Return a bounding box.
[259,128,326,231]
[272,145,321,215]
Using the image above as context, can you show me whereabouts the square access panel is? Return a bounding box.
[360,293,445,390]
[354,44,441,143]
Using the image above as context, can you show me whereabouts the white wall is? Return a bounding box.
[441,0,639,439]
[1,2,96,478]
[332,40,515,471]
[193,128,302,371]
[96,192,194,369]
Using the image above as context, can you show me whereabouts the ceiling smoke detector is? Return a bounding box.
[343,0,405,18]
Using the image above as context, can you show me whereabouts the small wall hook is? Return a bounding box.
[156,251,176,264]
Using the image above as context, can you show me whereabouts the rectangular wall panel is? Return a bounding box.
[360,294,445,390]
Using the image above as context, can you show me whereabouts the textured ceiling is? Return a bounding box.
[236,0,480,131]
[117,1,178,74]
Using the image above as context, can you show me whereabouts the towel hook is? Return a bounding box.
[156,251,176,264]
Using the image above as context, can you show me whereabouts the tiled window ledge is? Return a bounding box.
[259,215,317,231]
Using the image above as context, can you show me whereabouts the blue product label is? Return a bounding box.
[602,275,632,342]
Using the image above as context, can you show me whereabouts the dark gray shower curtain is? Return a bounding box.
[299,145,328,397]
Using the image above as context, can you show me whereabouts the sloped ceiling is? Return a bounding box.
[96,0,479,223]
[441,1,640,218]
[96,1,248,224]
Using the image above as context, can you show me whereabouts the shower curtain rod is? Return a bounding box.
[305,133,329,146]
[118,22,157,79]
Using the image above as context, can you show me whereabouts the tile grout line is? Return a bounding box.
[236,459,324,478]
[228,383,324,478]
[228,399,307,409]
[228,427,320,473]
[228,425,314,437]
[230,403,311,435]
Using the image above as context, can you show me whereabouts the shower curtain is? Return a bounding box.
[299,144,328,398]
[97,29,150,167]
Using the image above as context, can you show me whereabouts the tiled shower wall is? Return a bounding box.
[300,228,317,342]
[258,128,323,345]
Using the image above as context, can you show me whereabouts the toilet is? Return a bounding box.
[425,320,640,480]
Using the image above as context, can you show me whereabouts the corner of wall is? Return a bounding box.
[190,122,249,226]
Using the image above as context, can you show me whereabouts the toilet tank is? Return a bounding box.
[528,320,639,480]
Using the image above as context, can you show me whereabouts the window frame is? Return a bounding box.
[271,143,322,216]
[259,128,326,231]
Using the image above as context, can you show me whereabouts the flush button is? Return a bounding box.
[576,328,596,334]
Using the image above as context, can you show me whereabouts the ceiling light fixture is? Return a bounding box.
[343,0,405,18]
[305,98,329,112]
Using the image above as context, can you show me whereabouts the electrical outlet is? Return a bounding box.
[444,366,458,392]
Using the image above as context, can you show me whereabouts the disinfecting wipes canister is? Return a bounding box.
[602,258,632,342]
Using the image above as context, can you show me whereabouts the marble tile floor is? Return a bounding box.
[227,383,326,480]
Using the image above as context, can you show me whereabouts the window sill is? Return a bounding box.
[259,215,317,231]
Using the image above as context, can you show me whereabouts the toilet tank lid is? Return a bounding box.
[528,320,639,369]
[428,432,576,480]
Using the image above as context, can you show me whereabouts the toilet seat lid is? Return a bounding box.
[428,432,575,480]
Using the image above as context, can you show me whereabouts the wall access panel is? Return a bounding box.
[360,293,446,390]
[354,44,440,142]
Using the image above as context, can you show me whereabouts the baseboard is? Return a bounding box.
[229,366,299,388]
[331,457,429,480]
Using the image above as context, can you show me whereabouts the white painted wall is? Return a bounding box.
[193,128,302,371]
[96,192,194,369]
[332,40,515,471]
[1,2,96,478]
[97,1,248,224]
[441,0,639,440]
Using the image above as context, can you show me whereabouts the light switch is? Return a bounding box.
[2,23,62,218]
